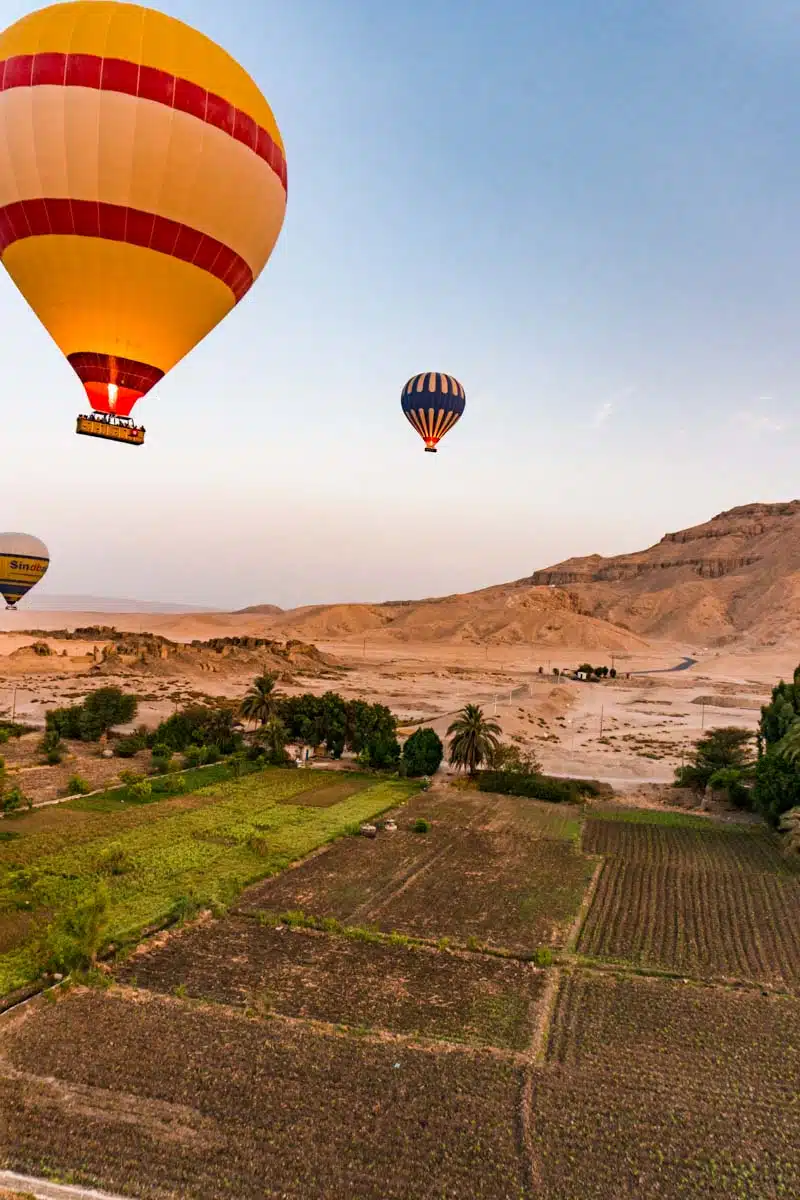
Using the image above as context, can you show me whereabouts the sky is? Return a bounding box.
[1,0,800,609]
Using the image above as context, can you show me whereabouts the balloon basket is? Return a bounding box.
[424,446,438,453]
[76,413,145,446]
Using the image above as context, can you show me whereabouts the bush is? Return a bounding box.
[149,704,240,755]
[708,767,751,808]
[200,744,221,765]
[413,817,431,834]
[478,771,581,804]
[128,779,153,803]
[97,842,133,875]
[182,745,204,768]
[402,727,444,776]
[46,704,84,740]
[152,773,187,796]
[674,727,755,793]
[65,775,92,796]
[150,744,174,774]
[1,784,31,813]
[114,727,148,758]
[40,887,109,974]
[46,748,63,765]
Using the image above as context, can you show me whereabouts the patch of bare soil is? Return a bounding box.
[120,918,544,1050]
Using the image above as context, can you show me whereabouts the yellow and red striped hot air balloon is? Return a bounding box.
[0,1,287,445]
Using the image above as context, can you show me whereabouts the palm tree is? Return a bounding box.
[447,704,501,775]
[778,718,800,765]
[241,672,279,728]
[259,715,289,765]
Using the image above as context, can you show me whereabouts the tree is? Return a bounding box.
[258,715,289,765]
[402,727,444,776]
[675,726,754,792]
[240,672,279,727]
[80,687,138,740]
[359,731,401,769]
[486,742,541,774]
[447,704,501,776]
[753,752,800,825]
[777,717,800,765]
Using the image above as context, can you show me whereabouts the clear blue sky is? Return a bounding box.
[2,0,799,608]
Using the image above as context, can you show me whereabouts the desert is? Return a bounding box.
[1,503,800,1197]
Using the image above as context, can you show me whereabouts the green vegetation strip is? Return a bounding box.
[0,769,418,998]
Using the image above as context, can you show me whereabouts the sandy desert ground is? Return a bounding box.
[0,608,793,796]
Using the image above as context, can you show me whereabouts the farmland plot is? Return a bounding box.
[0,988,529,1200]
[0,771,417,998]
[578,859,800,986]
[120,916,545,1049]
[582,817,791,873]
[244,791,595,952]
[526,970,800,1199]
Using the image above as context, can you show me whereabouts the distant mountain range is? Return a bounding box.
[235,502,800,650]
[25,594,219,614]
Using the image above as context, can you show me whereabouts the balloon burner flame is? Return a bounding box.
[107,383,118,410]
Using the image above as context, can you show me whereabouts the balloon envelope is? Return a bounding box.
[401,373,465,452]
[0,532,49,608]
[0,2,287,423]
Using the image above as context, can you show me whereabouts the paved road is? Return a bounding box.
[631,656,698,676]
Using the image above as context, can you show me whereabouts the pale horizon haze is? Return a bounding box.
[1,0,799,610]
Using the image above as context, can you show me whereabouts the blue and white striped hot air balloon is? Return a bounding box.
[401,373,465,453]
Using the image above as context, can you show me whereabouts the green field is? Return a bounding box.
[0,769,419,998]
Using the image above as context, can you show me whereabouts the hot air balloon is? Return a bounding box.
[401,373,465,453]
[0,2,287,445]
[0,533,49,609]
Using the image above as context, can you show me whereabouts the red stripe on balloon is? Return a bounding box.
[0,198,254,302]
[0,53,287,192]
[67,352,164,394]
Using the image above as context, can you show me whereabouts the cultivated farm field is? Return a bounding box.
[1,788,800,1198]
[531,970,800,1198]
[244,791,593,953]
[0,767,417,998]
[579,815,800,988]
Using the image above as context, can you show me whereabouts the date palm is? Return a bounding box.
[447,704,501,776]
[241,672,279,728]
[778,717,800,765]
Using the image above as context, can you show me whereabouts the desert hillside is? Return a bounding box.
[232,502,800,650]
[528,501,800,646]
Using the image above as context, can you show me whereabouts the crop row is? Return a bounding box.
[577,858,800,986]
[246,801,595,953]
[547,970,800,1093]
[0,772,417,997]
[120,917,545,1050]
[582,817,791,874]
[0,988,528,1199]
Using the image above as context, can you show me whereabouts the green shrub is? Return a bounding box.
[152,773,187,796]
[200,744,221,765]
[128,779,153,802]
[39,887,110,974]
[0,728,8,744]
[182,745,203,768]
[114,728,148,758]
[413,817,431,834]
[478,770,581,804]
[46,704,84,740]
[1,784,31,813]
[46,748,63,765]
[97,842,133,875]
[150,744,174,774]
[65,774,92,796]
